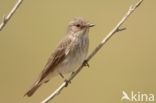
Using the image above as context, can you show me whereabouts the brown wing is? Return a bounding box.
[24,37,72,97]
[37,37,72,83]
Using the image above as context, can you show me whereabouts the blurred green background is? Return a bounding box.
[0,0,155,103]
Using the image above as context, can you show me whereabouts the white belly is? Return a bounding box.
[57,35,89,74]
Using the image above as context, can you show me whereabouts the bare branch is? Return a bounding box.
[41,0,144,103]
[0,0,23,31]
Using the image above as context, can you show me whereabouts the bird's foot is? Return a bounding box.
[83,60,89,67]
[64,79,71,87]
[59,73,71,87]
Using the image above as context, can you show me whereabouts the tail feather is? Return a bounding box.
[24,83,41,97]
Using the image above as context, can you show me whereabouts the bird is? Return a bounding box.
[24,17,94,97]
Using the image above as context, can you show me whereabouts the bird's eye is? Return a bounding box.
[76,24,80,27]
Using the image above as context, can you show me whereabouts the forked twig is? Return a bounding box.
[41,0,144,103]
[0,0,23,31]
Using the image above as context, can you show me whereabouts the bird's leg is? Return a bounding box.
[59,73,71,87]
[83,60,89,67]
[59,73,65,79]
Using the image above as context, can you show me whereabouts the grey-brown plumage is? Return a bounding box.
[24,17,94,97]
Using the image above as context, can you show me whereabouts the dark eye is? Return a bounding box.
[76,24,80,27]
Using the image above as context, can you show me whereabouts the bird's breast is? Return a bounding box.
[57,34,89,74]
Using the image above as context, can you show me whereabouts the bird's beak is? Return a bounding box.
[88,23,95,27]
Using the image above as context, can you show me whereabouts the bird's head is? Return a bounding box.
[67,17,94,35]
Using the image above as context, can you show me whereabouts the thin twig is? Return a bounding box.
[41,0,144,103]
[0,0,23,31]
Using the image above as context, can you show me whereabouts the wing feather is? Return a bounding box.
[37,37,72,83]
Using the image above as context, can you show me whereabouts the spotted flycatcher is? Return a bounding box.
[25,17,94,97]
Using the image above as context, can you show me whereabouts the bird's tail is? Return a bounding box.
[24,82,41,97]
